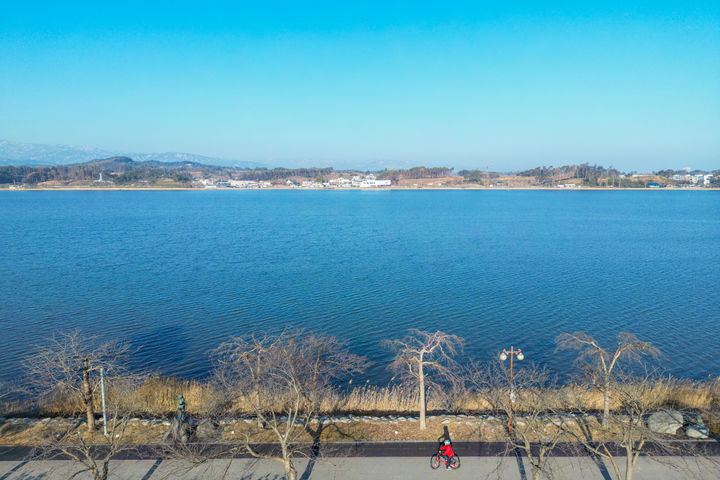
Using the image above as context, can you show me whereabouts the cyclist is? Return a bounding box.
[439,439,455,470]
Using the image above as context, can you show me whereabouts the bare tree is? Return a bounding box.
[565,371,689,480]
[211,329,365,480]
[385,329,464,429]
[556,331,660,426]
[25,330,129,432]
[30,373,147,480]
[467,361,571,480]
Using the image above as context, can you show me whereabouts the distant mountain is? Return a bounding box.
[0,139,265,169]
[127,152,264,169]
[0,139,110,166]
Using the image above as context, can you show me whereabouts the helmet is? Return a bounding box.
[444,439,451,445]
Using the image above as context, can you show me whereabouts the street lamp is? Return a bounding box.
[499,345,524,433]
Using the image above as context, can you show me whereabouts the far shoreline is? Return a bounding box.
[1,186,719,192]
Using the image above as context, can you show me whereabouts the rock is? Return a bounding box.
[195,419,221,442]
[686,414,710,439]
[648,410,683,435]
[686,425,709,439]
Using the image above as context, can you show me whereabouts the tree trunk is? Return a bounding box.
[98,462,109,480]
[602,378,610,428]
[82,367,95,431]
[419,363,426,430]
[624,444,635,480]
[282,450,297,480]
[531,465,542,480]
[284,460,297,480]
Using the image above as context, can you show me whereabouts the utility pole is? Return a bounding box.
[100,366,108,436]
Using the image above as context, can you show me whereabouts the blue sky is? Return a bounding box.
[1,1,719,171]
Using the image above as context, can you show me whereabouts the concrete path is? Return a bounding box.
[1,456,718,480]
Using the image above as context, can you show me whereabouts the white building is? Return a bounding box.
[359,179,391,188]
[228,180,259,188]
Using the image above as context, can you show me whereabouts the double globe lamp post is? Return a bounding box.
[499,345,524,433]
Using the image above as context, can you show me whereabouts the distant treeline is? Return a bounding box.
[376,166,453,181]
[516,164,719,187]
[237,167,335,181]
[0,157,204,185]
[2,158,717,187]
[517,164,621,184]
[457,169,501,182]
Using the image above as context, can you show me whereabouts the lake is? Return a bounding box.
[1,190,719,383]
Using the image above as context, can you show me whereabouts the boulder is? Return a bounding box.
[195,419,221,442]
[686,425,709,439]
[686,414,710,439]
[647,410,683,435]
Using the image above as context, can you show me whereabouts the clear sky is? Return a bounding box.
[1,1,718,171]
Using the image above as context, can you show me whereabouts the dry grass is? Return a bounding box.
[4,376,719,418]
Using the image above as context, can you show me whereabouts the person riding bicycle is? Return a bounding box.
[439,439,455,469]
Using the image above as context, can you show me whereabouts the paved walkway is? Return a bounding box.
[1,456,718,480]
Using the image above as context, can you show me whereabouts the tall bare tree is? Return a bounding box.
[565,371,690,480]
[30,371,147,480]
[385,329,464,429]
[211,329,365,480]
[555,331,660,426]
[25,330,129,432]
[466,361,570,480]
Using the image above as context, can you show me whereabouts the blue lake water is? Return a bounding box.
[1,190,719,383]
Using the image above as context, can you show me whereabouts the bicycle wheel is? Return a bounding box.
[430,453,441,469]
[449,455,461,469]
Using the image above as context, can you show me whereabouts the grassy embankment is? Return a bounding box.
[1,376,718,444]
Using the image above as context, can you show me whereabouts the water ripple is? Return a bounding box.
[0,190,719,383]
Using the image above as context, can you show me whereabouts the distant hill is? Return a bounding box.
[0,156,232,185]
[0,139,265,169]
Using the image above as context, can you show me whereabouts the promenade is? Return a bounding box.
[1,456,719,479]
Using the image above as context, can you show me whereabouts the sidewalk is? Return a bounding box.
[2,456,718,480]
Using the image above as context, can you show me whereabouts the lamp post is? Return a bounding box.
[499,345,524,433]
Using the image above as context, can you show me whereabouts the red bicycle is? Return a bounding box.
[430,449,461,470]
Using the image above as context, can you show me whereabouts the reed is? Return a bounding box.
[6,376,719,418]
